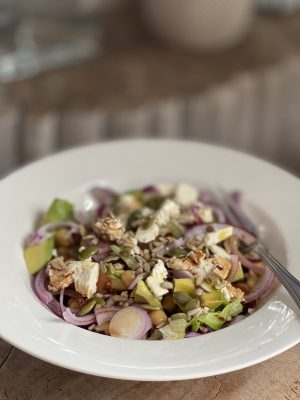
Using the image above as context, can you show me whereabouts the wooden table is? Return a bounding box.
[0,338,299,399]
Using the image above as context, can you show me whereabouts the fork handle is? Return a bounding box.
[254,242,300,310]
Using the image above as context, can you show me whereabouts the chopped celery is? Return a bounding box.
[219,300,243,320]
[197,312,225,330]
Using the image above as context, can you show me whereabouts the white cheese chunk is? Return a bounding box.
[68,260,100,299]
[135,222,159,244]
[155,199,180,226]
[174,183,198,205]
[146,260,169,297]
[135,199,179,243]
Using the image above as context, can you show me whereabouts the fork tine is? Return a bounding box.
[217,186,258,236]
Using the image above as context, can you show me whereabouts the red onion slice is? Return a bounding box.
[90,187,115,204]
[189,205,204,225]
[109,306,152,339]
[229,315,246,326]
[91,241,111,262]
[64,289,85,305]
[94,306,119,326]
[185,332,202,338]
[128,273,146,290]
[97,204,109,218]
[28,221,79,246]
[35,268,53,305]
[212,206,226,223]
[63,307,96,326]
[153,223,226,257]
[245,268,274,303]
[224,238,264,275]
[59,289,66,315]
[47,298,63,317]
[231,191,243,205]
[143,185,158,194]
[227,255,239,282]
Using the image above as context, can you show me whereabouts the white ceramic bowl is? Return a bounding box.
[0,140,299,381]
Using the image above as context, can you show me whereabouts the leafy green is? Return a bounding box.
[219,300,243,320]
[191,300,243,331]
[159,318,188,340]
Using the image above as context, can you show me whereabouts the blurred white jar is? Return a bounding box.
[141,0,255,51]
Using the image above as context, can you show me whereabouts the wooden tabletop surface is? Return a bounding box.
[0,338,299,399]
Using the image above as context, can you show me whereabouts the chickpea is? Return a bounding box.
[150,310,168,327]
[54,228,73,248]
[162,293,177,313]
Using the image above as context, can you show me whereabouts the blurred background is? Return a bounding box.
[1,0,300,177]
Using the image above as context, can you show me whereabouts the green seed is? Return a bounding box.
[95,297,105,306]
[170,248,189,257]
[79,299,96,316]
[139,304,161,311]
[173,291,192,306]
[103,255,120,263]
[185,299,200,312]
[79,246,98,260]
[110,245,121,254]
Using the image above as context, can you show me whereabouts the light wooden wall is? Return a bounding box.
[1,57,299,177]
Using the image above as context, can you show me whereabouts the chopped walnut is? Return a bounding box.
[93,215,125,241]
[225,282,245,301]
[47,257,74,292]
[213,255,231,280]
[117,231,141,255]
[167,251,206,275]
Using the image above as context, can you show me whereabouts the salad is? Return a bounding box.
[24,183,274,340]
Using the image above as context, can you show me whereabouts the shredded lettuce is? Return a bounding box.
[191,300,243,331]
[159,316,188,339]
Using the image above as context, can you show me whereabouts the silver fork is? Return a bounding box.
[213,187,300,310]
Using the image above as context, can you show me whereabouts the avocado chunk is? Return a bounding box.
[231,263,244,283]
[44,198,73,222]
[174,278,196,296]
[24,237,54,275]
[200,290,228,309]
[134,280,162,309]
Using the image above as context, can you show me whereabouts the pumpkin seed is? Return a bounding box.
[79,299,96,316]
[79,246,98,260]
[173,291,191,306]
[95,297,105,306]
[139,304,161,311]
[185,299,200,312]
